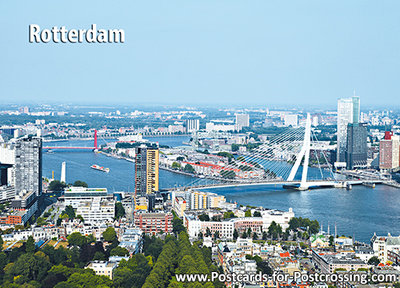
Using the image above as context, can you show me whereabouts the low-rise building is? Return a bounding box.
[371,233,400,262]
[118,227,143,255]
[86,260,117,279]
[134,212,173,235]
[312,250,368,274]
[76,197,115,224]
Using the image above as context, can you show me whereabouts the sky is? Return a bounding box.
[0,0,399,107]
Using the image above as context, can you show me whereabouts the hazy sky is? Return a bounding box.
[1,1,399,107]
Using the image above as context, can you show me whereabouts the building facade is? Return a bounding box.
[337,95,360,163]
[185,119,200,133]
[135,146,159,196]
[134,212,173,235]
[345,123,368,169]
[235,114,250,131]
[379,131,400,170]
[14,136,42,197]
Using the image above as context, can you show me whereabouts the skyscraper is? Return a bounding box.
[14,136,42,197]
[337,93,360,163]
[135,146,159,197]
[345,123,368,169]
[379,132,400,170]
[235,114,250,131]
[185,119,199,133]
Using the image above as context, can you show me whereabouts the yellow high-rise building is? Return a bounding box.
[135,146,159,197]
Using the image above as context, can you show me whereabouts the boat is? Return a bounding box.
[90,164,110,173]
[46,149,54,154]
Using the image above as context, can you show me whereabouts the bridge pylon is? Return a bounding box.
[287,113,312,190]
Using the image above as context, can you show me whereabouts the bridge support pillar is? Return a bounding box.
[287,113,312,190]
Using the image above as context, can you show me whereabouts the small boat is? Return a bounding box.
[90,164,110,173]
[47,149,54,154]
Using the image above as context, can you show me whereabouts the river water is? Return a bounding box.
[42,136,400,243]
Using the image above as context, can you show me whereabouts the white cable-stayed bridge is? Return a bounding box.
[166,113,367,191]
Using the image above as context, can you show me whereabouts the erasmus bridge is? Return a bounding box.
[178,113,352,191]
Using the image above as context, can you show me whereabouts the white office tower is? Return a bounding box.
[284,114,298,127]
[61,161,66,183]
[336,94,360,163]
[186,119,200,133]
[235,114,250,131]
[13,129,20,139]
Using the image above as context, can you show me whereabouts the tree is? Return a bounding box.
[102,227,117,242]
[143,236,164,261]
[61,205,75,219]
[93,251,106,261]
[252,232,258,240]
[213,231,220,240]
[48,180,67,192]
[183,164,195,173]
[247,228,252,236]
[67,232,87,247]
[25,236,35,253]
[36,217,47,226]
[171,162,181,170]
[198,214,210,221]
[368,256,380,266]
[172,216,185,235]
[329,235,334,246]
[115,202,126,219]
[245,210,252,217]
[253,211,261,217]
[55,271,112,288]
[288,217,319,234]
[110,246,129,256]
[205,227,212,237]
[73,180,88,188]
[233,229,239,240]
[262,231,268,240]
[76,214,84,223]
[223,211,236,219]
[86,234,96,244]
[6,253,50,282]
[268,221,283,240]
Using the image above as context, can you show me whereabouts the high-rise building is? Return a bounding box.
[337,94,360,163]
[185,119,200,133]
[379,132,400,170]
[345,123,368,169]
[235,114,250,131]
[135,146,159,197]
[284,114,298,127]
[14,136,42,197]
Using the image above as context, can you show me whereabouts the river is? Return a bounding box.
[42,136,400,243]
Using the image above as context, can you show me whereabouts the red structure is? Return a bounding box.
[94,129,98,149]
[384,131,393,140]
